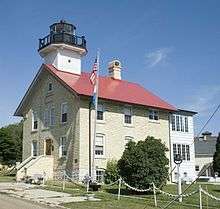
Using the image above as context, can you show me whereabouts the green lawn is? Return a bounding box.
[0,175,15,182]
[44,180,220,209]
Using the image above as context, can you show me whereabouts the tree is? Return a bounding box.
[117,136,169,188]
[104,159,119,184]
[213,133,220,176]
[0,121,23,165]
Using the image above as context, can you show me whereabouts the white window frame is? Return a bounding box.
[59,136,67,158]
[95,134,105,158]
[124,106,132,125]
[97,103,105,121]
[173,143,191,161]
[31,140,38,157]
[50,106,55,126]
[96,169,105,183]
[48,82,53,92]
[61,102,68,123]
[149,109,159,121]
[43,109,50,129]
[32,111,38,131]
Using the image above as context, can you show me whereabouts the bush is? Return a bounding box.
[104,159,119,184]
[117,136,169,188]
[213,133,220,176]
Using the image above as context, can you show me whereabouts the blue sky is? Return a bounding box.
[0,0,219,135]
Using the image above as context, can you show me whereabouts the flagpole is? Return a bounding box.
[92,50,100,181]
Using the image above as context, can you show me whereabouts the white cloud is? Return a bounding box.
[145,47,172,68]
[183,85,220,117]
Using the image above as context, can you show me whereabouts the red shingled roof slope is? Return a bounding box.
[45,64,176,111]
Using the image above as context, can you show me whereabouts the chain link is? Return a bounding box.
[201,188,220,201]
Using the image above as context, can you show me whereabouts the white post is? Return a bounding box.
[62,170,66,191]
[177,164,182,202]
[118,178,122,200]
[152,183,157,207]
[199,185,203,209]
[86,179,90,193]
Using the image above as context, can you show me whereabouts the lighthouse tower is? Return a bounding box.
[38,20,87,74]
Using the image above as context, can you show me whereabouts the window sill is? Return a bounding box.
[123,123,134,128]
[42,127,50,131]
[95,156,106,159]
[97,120,106,124]
[148,120,160,124]
[31,130,38,134]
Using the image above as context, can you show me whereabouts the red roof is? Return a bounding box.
[45,64,176,111]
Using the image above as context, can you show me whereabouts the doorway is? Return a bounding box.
[45,139,53,155]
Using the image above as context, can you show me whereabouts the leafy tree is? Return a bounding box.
[104,159,119,184]
[117,136,169,188]
[0,121,23,165]
[213,133,220,176]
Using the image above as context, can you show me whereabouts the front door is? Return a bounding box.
[45,139,53,155]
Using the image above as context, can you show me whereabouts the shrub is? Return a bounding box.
[117,136,169,188]
[213,133,220,176]
[104,159,119,184]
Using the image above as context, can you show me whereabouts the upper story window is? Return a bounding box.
[171,114,189,133]
[61,103,68,123]
[124,106,132,124]
[95,134,105,157]
[32,112,38,130]
[97,104,104,121]
[59,136,67,158]
[50,107,55,126]
[149,109,159,121]
[43,109,50,128]
[48,82,53,92]
[125,136,134,148]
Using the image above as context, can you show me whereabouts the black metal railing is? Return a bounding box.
[38,32,86,51]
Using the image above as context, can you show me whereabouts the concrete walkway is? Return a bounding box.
[0,182,100,207]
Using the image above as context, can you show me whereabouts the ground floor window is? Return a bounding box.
[96,169,105,183]
[195,165,200,171]
[32,141,38,156]
[95,134,104,157]
[59,137,67,158]
[173,143,190,161]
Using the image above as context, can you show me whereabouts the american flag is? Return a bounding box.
[89,58,98,85]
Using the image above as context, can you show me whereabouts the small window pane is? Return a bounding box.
[176,116,180,131]
[185,117,189,132]
[33,112,38,130]
[61,103,68,123]
[171,115,175,131]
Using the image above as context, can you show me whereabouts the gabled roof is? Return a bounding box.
[14,64,176,116]
[45,64,176,111]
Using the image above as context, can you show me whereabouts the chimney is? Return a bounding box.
[108,60,122,80]
[202,131,212,140]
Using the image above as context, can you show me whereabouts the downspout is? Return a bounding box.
[168,113,173,183]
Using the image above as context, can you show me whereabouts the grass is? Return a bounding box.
[44,180,220,209]
[0,175,15,182]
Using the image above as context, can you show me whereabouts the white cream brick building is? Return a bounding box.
[15,20,197,182]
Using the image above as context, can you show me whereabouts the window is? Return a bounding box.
[124,106,132,124]
[97,104,104,121]
[149,109,159,121]
[125,136,134,148]
[173,144,177,159]
[182,145,186,160]
[32,112,38,130]
[176,116,180,131]
[95,134,104,156]
[96,169,105,183]
[59,136,67,157]
[185,117,189,132]
[48,82,53,92]
[173,143,191,161]
[180,116,184,132]
[171,115,175,131]
[43,109,50,128]
[61,103,68,123]
[183,172,187,178]
[195,165,200,171]
[50,107,55,126]
[186,145,190,161]
[32,141,38,156]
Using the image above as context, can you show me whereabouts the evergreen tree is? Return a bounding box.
[117,136,169,188]
[213,133,220,176]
